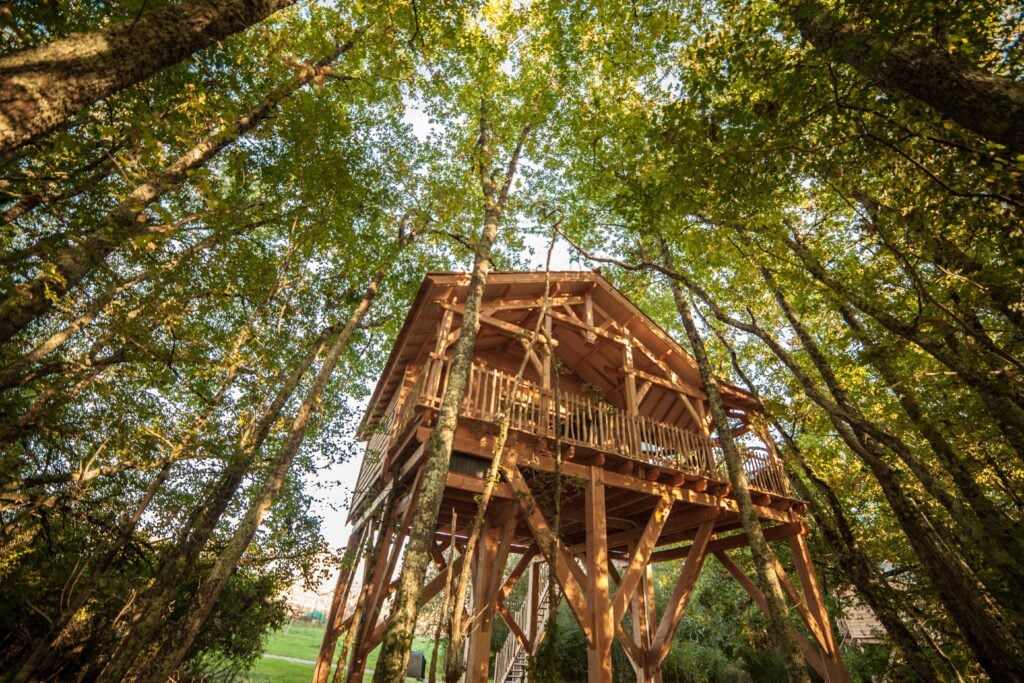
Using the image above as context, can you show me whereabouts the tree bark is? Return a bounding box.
[445,259,553,683]
[789,0,1024,154]
[663,254,810,683]
[0,0,297,156]
[0,39,353,344]
[835,301,1024,593]
[713,325,962,682]
[757,265,1024,617]
[0,222,257,391]
[682,269,1024,681]
[371,108,530,683]
[10,463,172,683]
[783,231,1024,461]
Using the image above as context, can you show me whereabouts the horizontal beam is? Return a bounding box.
[649,522,804,563]
[445,470,514,499]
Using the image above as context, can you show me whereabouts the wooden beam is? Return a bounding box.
[444,427,796,521]
[440,302,556,347]
[713,551,829,680]
[651,518,716,666]
[496,601,531,652]
[635,380,652,408]
[585,292,596,344]
[649,522,803,563]
[505,463,594,645]
[586,466,614,683]
[445,471,515,499]
[771,556,830,653]
[312,525,365,683]
[421,553,465,607]
[484,295,586,313]
[611,494,673,624]
[790,532,850,683]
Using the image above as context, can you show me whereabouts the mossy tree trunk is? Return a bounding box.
[664,256,810,683]
[371,104,530,683]
[0,0,297,156]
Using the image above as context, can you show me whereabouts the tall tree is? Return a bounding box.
[788,0,1024,154]
[372,100,530,683]
[0,38,355,344]
[0,0,298,157]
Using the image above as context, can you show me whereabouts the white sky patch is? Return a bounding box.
[402,96,432,142]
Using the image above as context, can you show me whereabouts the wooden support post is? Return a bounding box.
[641,565,663,683]
[343,513,391,683]
[350,475,423,679]
[585,291,596,344]
[312,525,365,683]
[623,343,642,458]
[466,522,503,683]
[586,466,613,683]
[789,532,850,683]
[427,308,455,400]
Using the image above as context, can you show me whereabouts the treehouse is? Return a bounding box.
[314,271,848,683]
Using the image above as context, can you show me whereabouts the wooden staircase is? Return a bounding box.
[493,568,560,683]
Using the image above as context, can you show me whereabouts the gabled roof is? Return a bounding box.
[359,271,759,436]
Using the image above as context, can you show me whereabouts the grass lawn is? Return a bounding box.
[244,622,436,682]
[263,622,328,660]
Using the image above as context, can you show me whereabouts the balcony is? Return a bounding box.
[352,360,790,511]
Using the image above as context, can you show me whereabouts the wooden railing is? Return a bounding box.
[351,367,433,511]
[352,359,790,507]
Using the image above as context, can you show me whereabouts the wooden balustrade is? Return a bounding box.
[352,359,791,508]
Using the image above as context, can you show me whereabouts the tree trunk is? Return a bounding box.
[682,268,1024,681]
[0,39,353,344]
[784,434,964,682]
[94,323,337,682]
[758,265,1024,617]
[446,267,553,682]
[10,463,172,683]
[134,268,385,682]
[713,326,962,682]
[371,108,529,683]
[663,260,810,683]
[0,222,257,391]
[789,0,1024,154]
[836,301,1024,596]
[782,231,1024,461]
[0,0,297,157]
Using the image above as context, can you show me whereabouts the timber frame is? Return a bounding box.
[313,272,849,683]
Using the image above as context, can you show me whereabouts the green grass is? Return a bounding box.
[244,622,437,682]
[247,656,319,683]
[263,622,328,661]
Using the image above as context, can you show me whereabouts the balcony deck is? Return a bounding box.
[352,360,792,516]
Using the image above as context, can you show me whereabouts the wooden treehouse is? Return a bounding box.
[314,271,848,683]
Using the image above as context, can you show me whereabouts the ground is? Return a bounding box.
[244,622,437,682]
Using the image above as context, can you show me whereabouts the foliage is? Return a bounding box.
[1,0,1022,679]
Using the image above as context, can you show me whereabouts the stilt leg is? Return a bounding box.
[313,525,365,683]
[789,532,850,683]
[586,467,613,683]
